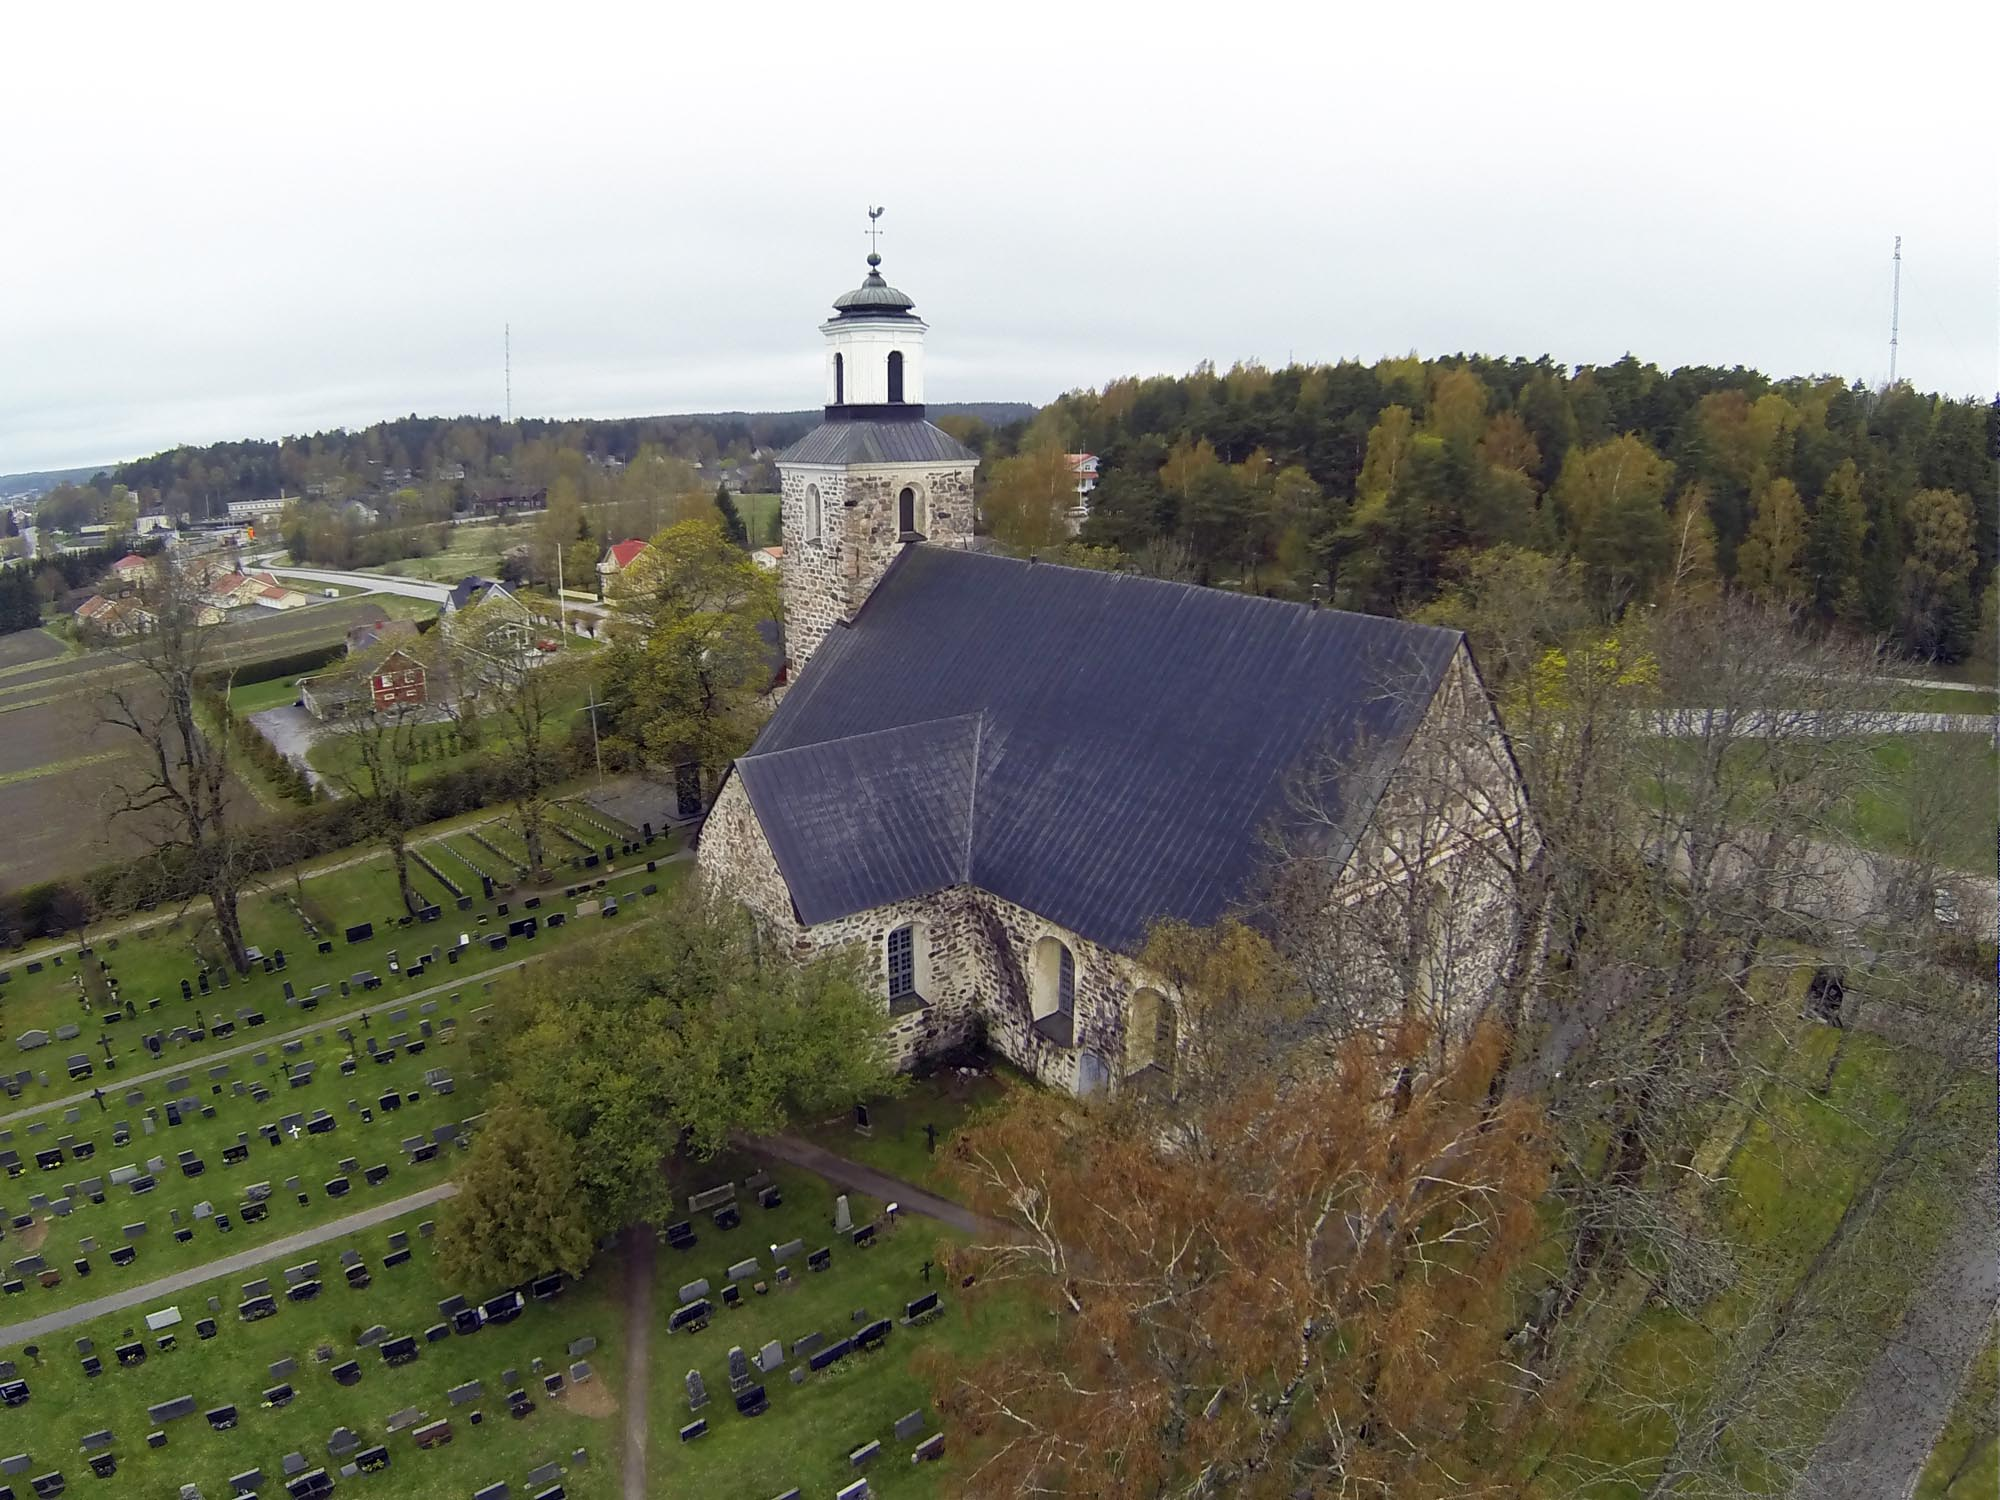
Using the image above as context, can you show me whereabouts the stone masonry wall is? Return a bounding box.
[777,459,977,674]
[698,774,1140,1091]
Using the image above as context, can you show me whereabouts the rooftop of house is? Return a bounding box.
[732,546,1464,951]
[602,539,649,570]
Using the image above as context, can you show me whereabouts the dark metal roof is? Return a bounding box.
[777,420,977,467]
[831,257,917,317]
[738,716,979,925]
[736,548,1463,951]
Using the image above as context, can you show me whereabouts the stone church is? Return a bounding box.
[697,252,1532,1095]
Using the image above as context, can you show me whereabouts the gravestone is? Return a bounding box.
[894,1409,926,1442]
[728,1345,751,1392]
[833,1194,853,1233]
[677,1278,710,1304]
[756,1339,783,1373]
[684,1369,707,1411]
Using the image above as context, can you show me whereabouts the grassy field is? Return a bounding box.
[226,677,306,715]
[366,525,516,586]
[0,1204,627,1500]
[1519,1014,1989,1496]
[736,494,781,548]
[1917,1324,1999,1499]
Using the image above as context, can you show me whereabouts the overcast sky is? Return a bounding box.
[3,1,1994,473]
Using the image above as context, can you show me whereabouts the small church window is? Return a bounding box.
[805,483,822,542]
[833,352,844,405]
[886,925,915,1003]
[887,350,904,403]
[898,486,919,535]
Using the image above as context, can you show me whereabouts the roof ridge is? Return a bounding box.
[963,711,982,883]
[738,712,981,767]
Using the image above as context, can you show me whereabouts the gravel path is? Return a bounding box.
[0,1180,459,1348]
[619,1223,655,1500]
[740,1133,1007,1237]
[1790,1152,2000,1499]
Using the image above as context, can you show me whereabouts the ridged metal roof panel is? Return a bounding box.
[747,548,1461,951]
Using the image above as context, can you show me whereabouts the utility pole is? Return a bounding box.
[555,542,604,782]
[1887,236,1901,388]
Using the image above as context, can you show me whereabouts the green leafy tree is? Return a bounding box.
[713,483,748,547]
[1899,487,1979,659]
[603,517,777,801]
[437,1099,596,1287]
[481,893,898,1233]
[1801,459,1867,621]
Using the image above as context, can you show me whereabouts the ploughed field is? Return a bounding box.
[0,601,397,889]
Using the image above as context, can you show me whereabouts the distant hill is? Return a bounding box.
[0,463,115,500]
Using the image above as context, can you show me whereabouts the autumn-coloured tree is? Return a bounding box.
[1733,477,1807,602]
[1553,434,1675,608]
[924,1022,1546,1500]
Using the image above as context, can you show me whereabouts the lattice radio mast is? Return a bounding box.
[505,323,512,424]
[1887,237,1901,388]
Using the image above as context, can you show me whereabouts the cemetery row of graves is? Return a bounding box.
[0,799,686,1117]
[0,1155,994,1500]
[1,789,1012,1497]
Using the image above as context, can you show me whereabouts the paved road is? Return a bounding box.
[619,1224,655,1500]
[741,1133,1006,1237]
[0,1181,459,1348]
[258,567,451,603]
[1791,1154,1999,1499]
[1648,709,1996,738]
[247,703,338,797]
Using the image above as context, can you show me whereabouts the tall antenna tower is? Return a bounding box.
[505,323,512,424]
[1887,236,1901,388]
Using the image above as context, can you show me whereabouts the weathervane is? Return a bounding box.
[866,205,885,264]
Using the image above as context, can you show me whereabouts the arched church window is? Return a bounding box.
[898,486,919,535]
[1030,936,1076,1045]
[887,350,905,404]
[833,352,844,405]
[805,484,822,542]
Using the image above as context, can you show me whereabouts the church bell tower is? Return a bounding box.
[774,217,979,676]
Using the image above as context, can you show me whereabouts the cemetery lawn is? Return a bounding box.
[803,1063,1024,1195]
[647,1159,1040,1499]
[0,831,686,1117]
[1916,1324,1998,1498]
[2,1033,476,1315]
[0,1204,626,1500]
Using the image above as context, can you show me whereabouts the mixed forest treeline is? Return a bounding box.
[999,357,1995,662]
